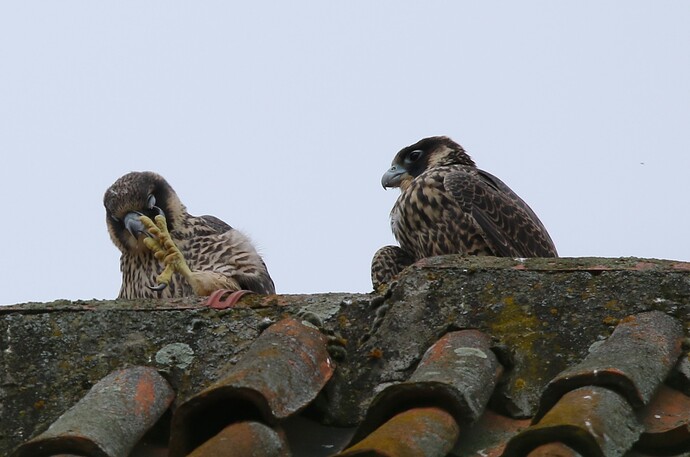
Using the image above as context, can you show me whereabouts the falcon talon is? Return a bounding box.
[148,283,168,292]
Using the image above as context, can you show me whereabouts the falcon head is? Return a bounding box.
[382,136,476,191]
[104,171,185,254]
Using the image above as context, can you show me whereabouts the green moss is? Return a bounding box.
[487,295,553,390]
[489,296,540,350]
[604,299,620,311]
[50,321,63,338]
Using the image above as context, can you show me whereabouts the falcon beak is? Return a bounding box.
[123,212,147,238]
[381,164,407,189]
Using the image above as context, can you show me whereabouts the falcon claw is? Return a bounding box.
[148,283,168,292]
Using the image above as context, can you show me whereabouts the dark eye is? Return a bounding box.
[111,215,120,223]
[407,150,423,162]
[147,194,156,209]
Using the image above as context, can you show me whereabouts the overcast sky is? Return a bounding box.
[1,3,688,305]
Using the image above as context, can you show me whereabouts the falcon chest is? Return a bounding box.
[390,169,490,259]
[120,249,193,299]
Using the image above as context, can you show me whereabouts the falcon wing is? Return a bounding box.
[236,258,275,295]
[199,215,233,233]
[443,169,557,257]
[197,215,276,294]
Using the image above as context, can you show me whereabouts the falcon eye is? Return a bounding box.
[407,150,423,162]
[147,194,156,209]
[111,215,120,223]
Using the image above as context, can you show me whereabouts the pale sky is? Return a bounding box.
[1,2,689,305]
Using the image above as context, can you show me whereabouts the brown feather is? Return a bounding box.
[372,136,557,288]
[104,172,275,298]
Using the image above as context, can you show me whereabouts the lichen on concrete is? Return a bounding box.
[155,343,195,370]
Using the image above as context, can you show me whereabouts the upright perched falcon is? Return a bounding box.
[372,136,557,289]
[104,171,275,299]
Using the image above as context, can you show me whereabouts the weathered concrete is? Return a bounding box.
[2,256,690,455]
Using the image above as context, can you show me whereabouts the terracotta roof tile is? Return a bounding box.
[450,410,530,456]
[12,366,173,457]
[10,311,690,457]
[169,317,334,456]
[186,421,289,457]
[538,311,683,418]
[527,442,583,457]
[636,385,690,453]
[11,311,690,457]
[352,329,501,444]
[506,386,643,456]
[336,407,459,457]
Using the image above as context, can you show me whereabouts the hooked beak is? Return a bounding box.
[123,212,147,238]
[381,164,408,189]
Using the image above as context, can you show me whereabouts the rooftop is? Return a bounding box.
[2,256,690,456]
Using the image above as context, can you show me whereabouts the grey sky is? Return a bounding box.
[1,3,688,305]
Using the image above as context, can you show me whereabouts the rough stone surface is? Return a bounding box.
[2,256,690,455]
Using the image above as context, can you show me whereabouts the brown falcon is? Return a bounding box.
[104,171,275,298]
[372,136,557,289]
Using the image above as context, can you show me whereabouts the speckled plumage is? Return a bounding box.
[104,171,274,298]
[372,136,557,289]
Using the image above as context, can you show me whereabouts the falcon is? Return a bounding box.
[372,136,557,289]
[104,171,275,298]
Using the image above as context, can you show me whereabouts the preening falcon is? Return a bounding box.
[104,171,275,299]
[372,136,557,289]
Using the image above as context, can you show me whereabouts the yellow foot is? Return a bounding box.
[140,214,193,292]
